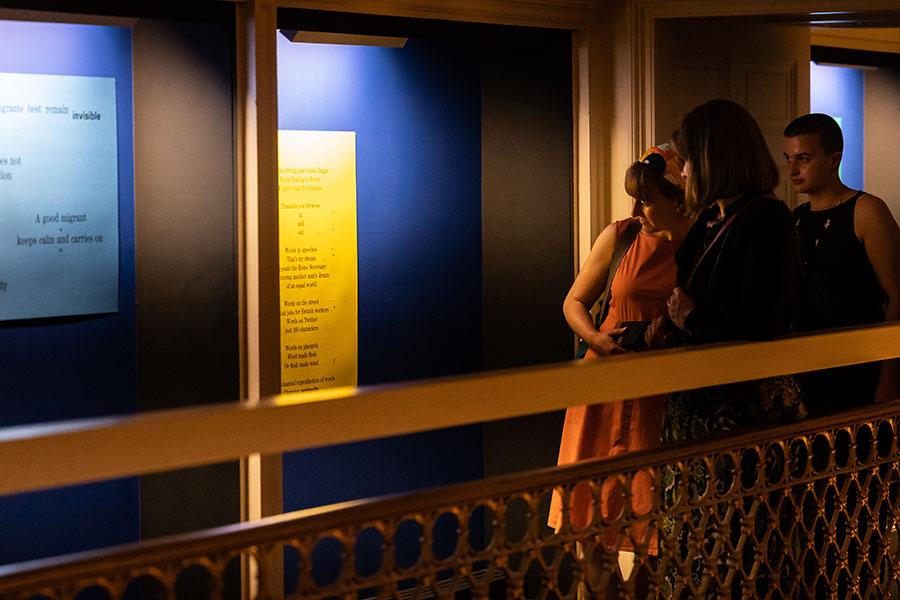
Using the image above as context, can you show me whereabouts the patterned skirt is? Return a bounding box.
[659,377,806,598]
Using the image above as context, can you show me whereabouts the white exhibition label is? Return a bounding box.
[0,72,119,321]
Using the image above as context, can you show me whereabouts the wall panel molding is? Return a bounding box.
[638,0,900,20]
[812,27,900,54]
[272,0,600,29]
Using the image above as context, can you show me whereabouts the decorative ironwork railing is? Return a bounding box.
[2,401,899,600]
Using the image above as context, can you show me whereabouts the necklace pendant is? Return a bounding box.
[824,218,831,230]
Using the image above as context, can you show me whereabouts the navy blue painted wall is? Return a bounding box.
[276,35,485,513]
[0,20,138,564]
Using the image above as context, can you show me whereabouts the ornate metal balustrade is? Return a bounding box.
[2,401,899,600]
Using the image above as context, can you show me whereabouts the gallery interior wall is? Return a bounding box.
[274,23,572,587]
[0,19,139,565]
[0,11,241,564]
[275,34,486,515]
[275,21,574,516]
[132,15,240,540]
[864,67,900,222]
[0,8,574,567]
[479,33,573,478]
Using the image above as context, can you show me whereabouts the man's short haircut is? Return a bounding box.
[783,113,844,155]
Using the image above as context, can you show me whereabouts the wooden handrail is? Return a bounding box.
[0,323,897,498]
[1,396,897,593]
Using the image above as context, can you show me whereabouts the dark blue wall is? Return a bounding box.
[0,20,138,564]
[276,35,485,513]
[277,37,483,385]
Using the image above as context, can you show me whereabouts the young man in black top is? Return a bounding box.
[783,113,900,413]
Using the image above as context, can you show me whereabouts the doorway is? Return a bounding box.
[811,39,900,221]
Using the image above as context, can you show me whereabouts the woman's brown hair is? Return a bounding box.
[624,160,683,206]
[671,99,779,215]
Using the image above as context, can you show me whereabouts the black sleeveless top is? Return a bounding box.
[794,192,885,331]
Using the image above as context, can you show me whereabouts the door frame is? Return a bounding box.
[629,0,900,160]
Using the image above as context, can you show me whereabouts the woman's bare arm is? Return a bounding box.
[563,222,627,355]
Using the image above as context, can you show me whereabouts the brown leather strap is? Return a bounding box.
[597,219,642,327]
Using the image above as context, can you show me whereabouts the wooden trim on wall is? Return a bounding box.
[572,30,591,274]
[253,1,281,401]
[236,0,284,539]
[273,0,598,29]
[637,0,900,19]
[235,0,252,424]
[574,7,619,243]
[812,27,900,55]
[602,0,643,221]
[0,8,136,25]
[634,1,652,172]
[236,0,283,507]
[236,5,284,597]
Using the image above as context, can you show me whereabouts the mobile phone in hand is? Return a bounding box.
[617,320,650,350]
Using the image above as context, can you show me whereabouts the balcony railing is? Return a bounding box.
[0,323,898,599]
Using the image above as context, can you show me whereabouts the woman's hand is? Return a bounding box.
[587,327,627,356]
[667,287,695,330]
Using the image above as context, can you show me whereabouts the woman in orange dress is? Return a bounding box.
[548,144,691,556]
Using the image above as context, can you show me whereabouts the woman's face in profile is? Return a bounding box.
[680,159,692,185]
[633,187,682,234]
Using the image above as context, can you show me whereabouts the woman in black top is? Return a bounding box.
[656,98,807,599]
[662,99,806,441]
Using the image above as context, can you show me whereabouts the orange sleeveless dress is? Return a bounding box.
[548,219,677,554]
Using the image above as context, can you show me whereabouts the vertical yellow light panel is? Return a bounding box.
[278,130,358,394]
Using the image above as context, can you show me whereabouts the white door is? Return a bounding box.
[654,17,811,207]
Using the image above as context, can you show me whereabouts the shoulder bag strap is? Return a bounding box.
[596,219,642,327]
